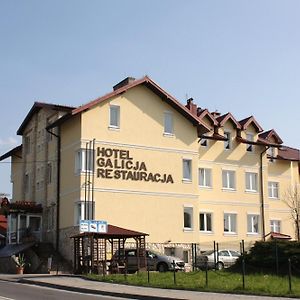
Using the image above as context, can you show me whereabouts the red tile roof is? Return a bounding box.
[258,129,283,144]
[71,224,148,239]
[239,116,263,132]
[217,112,242,129]
[278,146,300,161]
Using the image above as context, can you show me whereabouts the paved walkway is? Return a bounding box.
[0,274,295,300]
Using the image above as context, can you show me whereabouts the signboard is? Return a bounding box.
[80,220,108,233]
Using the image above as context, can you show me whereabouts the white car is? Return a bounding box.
[196,249,240,270]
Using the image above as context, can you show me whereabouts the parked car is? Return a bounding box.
[196,249,240,270]
[112,248,185,273]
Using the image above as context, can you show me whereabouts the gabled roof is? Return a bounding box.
[216,112,241,129]
[197,109,218,126]
[239,116,263,132]
[0,145,22,161]
[49,76,210,133]
[258,129,283,145]
[17,102,75,135]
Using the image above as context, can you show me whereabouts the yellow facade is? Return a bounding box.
[2,76,299,261]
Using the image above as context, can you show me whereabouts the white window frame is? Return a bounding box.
[199,212,212,232]
[270,220,281,233]
[222,170,236,190]
[198,168,212,188]
[109,105,120,129]
[268,181,279,199]
[75,148,95,174]
[182,159,192,182]
[246,133,254,152]
[224,213,237,234]
[247,214,260,234]
[163,111,174,135]
[183,207,193,230]
[224,131,231,150]
[245,172,258,192]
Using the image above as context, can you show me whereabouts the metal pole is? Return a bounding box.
[213,241,216,268]
[242,258,245,289]
[205,261,208,288]
[275,239,279,276]
[173,260,176,285]
[288,258,292,293]
[84,142,88,219]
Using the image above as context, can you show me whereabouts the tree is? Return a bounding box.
[283,184,300,241]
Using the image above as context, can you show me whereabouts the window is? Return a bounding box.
[109,105,120,128]
[222,170,235,190]
[184,207,193,230]
[224,131,231,150]
[200,138,207,147]
[268,182,279,199]
[247,214,260,234]
[47,163,52,184]
[224,213,237,233]
[183,250,189,263]
[270,220,281,233]
[24,135,31,154]
[75,201,94,225]
[198,168,212,188]
[245,172,258,192]
[75,149,95,173]
[24,173,30,193]
[267,147,275,162]
[199,212,212,232]
[164,112,173,135]
[183,159,192,181]
[246,133,254,152]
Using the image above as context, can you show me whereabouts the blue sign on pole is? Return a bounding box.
[80,220,108,233]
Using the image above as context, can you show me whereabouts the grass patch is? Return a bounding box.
[86,270,300,297]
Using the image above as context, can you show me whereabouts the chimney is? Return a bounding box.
[185,98,198,116]
[211,111,221,118]
[113,77,136,91]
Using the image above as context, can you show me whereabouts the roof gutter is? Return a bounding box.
[46,126,61,253]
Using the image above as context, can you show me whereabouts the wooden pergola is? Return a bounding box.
[70,224,148,274]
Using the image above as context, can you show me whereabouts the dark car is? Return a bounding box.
[112,248,185,273]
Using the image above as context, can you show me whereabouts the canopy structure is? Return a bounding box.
[70,224,148,274]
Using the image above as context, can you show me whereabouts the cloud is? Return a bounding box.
[0,137,19,150]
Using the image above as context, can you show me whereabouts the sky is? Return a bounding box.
[0,0,299,196]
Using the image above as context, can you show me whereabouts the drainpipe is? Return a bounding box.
[46,127,61,253]
[260,146,270,241]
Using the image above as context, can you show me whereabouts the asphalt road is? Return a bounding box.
[0,280,127,300]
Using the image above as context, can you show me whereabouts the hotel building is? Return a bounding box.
[1,76,299,262]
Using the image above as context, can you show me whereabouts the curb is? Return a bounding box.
[18,278,186,300]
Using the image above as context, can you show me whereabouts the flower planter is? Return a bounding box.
[16,267,24,274]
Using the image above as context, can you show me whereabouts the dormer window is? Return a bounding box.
[246,133,254,152]
[224,131,231,150]
[200,138,207,147]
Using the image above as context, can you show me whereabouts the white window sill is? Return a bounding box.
[224,232,237,236]
[269,197,279,200]
[200,231,213,235]
[199,185,212,190]
[247,232,260,236]
[108,126,120,131]
[163,132,174,138]
[182,179,192,184]
[245,190,258,194]
[183,228,193,232]
[222,188,236,192]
